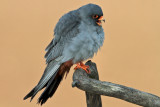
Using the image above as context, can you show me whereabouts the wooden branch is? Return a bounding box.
[81,60,102,107]
[72,60,160,107]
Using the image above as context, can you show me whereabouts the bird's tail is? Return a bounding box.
[23,57,72,105]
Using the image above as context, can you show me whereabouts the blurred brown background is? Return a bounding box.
[0,0,160,107]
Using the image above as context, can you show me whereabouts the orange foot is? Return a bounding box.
[74,62,90,74]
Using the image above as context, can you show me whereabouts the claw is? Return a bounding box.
[74,62,90,74]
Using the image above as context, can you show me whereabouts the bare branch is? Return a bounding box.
[72,60,160,107]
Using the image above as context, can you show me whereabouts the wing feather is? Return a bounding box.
[24,56,63,101]
[45,10,80,63]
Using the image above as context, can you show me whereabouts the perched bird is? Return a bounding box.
[24,3,105,105]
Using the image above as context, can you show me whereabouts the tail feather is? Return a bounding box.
[24,58,73,105]
[37,61,72,105]
[23,87,36,101]
[38,73,64,105]
[23,57,63,101]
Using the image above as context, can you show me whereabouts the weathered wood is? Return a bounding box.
[72,60,160,107]
[85,60,102,107]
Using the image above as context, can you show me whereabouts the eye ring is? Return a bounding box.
[92,15,98,19]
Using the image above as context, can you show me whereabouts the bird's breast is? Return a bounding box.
[63,22,104,63]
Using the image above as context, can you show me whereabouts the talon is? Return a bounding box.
[74,62,90,74]
[74,63,81,70]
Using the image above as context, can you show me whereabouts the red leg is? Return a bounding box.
[74,61,90,74]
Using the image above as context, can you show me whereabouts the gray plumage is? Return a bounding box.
[24,3,105,105]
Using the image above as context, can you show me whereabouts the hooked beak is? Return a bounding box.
[96,16,105,26]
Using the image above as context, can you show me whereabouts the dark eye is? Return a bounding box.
[92,15,98,19]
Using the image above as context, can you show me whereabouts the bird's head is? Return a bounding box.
[78,3,105,26]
